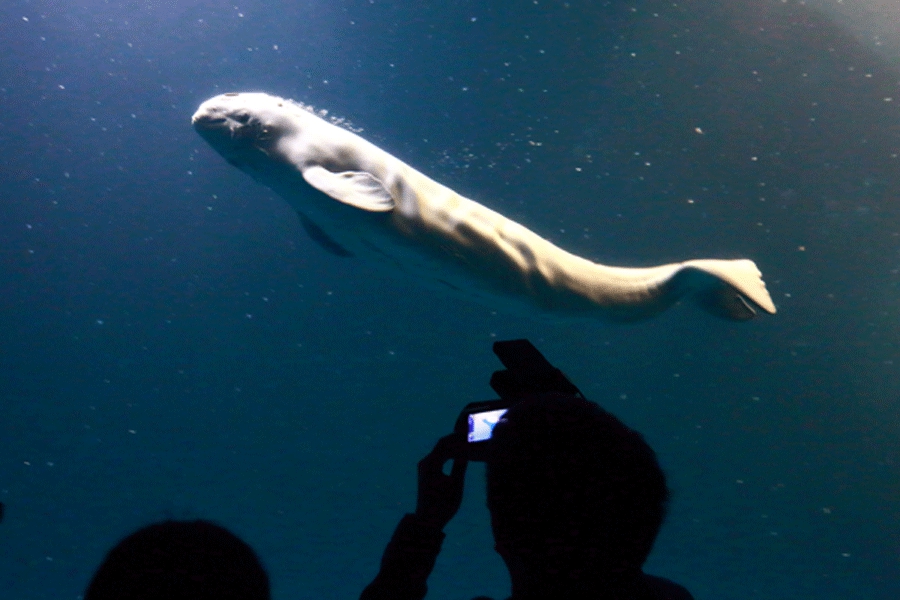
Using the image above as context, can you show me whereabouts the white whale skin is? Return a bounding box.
[192,92,777,322]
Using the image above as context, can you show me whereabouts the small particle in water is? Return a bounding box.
[96,319,104,325]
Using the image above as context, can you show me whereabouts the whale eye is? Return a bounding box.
[234,112,251,125]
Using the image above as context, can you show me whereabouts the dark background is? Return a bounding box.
[1,1,898,598]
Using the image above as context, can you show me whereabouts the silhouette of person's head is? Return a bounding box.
[84,519,270,600]
[486,394,669,597]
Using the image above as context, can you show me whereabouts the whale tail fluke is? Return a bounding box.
[680,259,777,320]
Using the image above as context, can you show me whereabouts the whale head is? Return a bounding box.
[193,93,394,214]
[191,92,304,172]
[193,92,285,132]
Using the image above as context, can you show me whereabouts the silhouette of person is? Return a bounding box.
[361,393,694,600]
[84,519,270,600]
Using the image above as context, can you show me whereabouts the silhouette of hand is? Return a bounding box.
[415,433,468,531]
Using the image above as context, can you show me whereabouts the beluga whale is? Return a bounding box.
[192,92,776,322]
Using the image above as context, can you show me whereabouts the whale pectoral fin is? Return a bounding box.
[302,165,394,212]
[296,211,354,257]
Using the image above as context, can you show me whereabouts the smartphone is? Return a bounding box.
[453,339,585,461]
[467,406,509,442]
[455,399,516,460]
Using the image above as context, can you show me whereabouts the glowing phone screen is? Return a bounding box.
[468,408,509,442]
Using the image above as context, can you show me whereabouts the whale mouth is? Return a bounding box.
[196,116,227,125]
[191,114,228,129]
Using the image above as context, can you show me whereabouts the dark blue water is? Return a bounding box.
[1,1,898,598]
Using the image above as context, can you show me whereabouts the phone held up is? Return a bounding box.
[454,339,584,461]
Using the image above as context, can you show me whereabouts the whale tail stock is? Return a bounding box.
[676,258,777,321]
